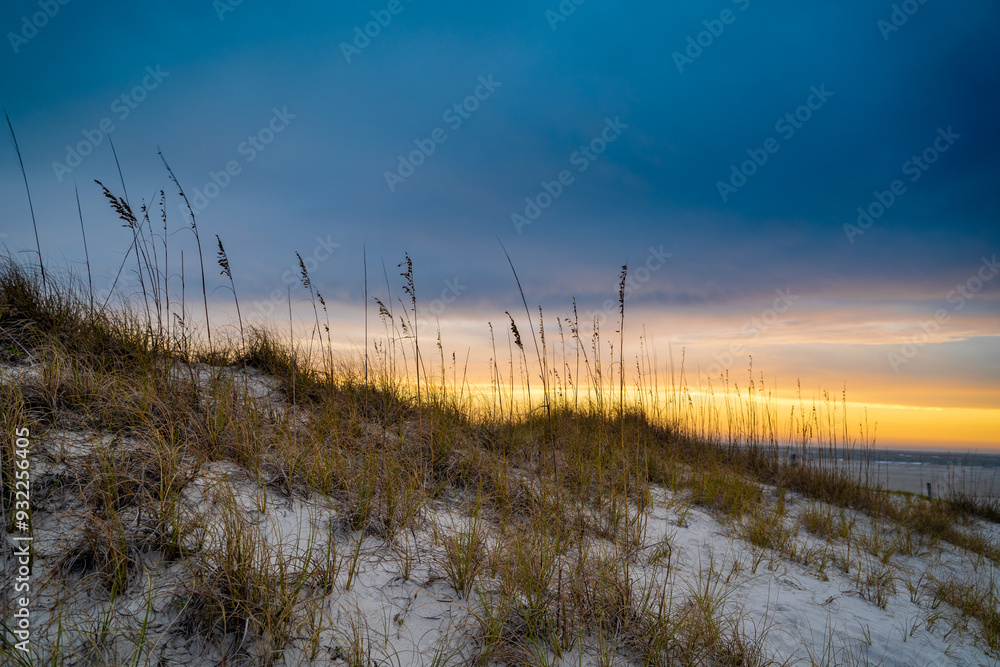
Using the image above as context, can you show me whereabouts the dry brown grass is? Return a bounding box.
[2,257,998,664]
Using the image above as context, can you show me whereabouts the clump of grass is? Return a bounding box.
[438,505,487,599]
[182,487,314,664]
[689,466,762,519]
[857,562,896,610]
[569,554,639,638]
[58,512,134,599]
[934,577,1000,652]
[628,569,772,667]
[740,501,796,555]
[801,503,852,541]
[947,491,1000,525]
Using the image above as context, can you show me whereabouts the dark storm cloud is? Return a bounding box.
[1,0,997,316]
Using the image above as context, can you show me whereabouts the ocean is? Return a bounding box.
[771,446,1000,498]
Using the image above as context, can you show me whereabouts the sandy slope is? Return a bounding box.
[2,362,999,665]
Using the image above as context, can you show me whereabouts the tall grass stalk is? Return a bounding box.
[160,150,212,354]
[215,235,244,354]
[498,238,549,420]
[618,263,626,428]
[74,182,94,314]
[363,243,369,387]
[4,109,45,285]
[399,252,420,404]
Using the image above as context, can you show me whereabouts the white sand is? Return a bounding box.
[3,362,999,665]
[7,431,1000,666]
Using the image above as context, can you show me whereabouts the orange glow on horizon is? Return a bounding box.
[230,297,999,452]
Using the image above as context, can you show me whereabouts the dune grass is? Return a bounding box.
[1,236,998,665]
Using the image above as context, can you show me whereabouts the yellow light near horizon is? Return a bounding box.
[282,314,1000,453]
[423,381,1000,452]
[853,404,1000,451]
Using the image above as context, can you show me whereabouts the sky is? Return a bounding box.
[1,0,998,450]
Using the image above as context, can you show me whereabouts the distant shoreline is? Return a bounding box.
[849,461,1000,498]
[766,446,1000,497]
[827,459,1000,498]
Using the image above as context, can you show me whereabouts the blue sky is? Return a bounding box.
[1,0,998,442]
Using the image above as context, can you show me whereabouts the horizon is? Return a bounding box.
[1,1,997,452]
